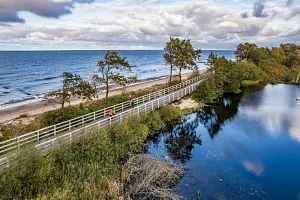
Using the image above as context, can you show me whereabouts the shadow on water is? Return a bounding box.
[165,118,202,164]
[197,85,265,139]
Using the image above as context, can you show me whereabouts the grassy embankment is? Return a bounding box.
[0,72,201,142]
[0,104,189,199]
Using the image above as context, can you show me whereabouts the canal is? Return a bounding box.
[146,84,300,199]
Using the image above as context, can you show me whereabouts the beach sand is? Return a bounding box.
[0,71,205,124]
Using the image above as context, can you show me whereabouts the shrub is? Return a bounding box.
[140,111,165,134]
[159,105,182,123]
[192,79,223,104]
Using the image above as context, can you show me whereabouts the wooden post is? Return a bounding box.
[17,138,20,149]
[54,125,57,136]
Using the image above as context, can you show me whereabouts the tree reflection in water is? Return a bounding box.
[165,117,202,164]
[149,85,265,164]
[196,85,265,139]
[196,94,242,139]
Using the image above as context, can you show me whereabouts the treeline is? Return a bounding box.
[193,42,300,103]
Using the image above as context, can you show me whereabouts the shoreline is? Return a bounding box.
[0,71,203,124]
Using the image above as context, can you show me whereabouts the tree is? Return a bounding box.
[91,74,102,98]
[173,38,202,82]
[96,51,138,98]
[164,37,179,84]
[46,72,95,108]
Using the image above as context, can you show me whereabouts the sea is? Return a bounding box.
[0,50,234,109]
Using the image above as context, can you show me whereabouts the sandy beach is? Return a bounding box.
[0,71,205,124]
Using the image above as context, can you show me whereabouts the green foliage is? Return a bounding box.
[192,79,223,104]
[164,37,202,82]
[96,51,137,98]
[260,59,288,83]
[237,62,268,83]
[39,105,87,126]
[140,111,165,134]
[193,42,300,105]
[159,105,182,123]
[45,72,95,108]
[164,37,177,83]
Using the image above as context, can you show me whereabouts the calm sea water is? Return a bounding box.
[147,84,300,200]
[0,50,234,109]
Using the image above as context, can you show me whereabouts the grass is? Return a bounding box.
[0,106,185,199]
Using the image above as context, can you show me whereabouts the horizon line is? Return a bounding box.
[0,49,235,52]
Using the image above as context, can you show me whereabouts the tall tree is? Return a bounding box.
[164,37,179,84]
[174,39,202,82]
[46,72,95,108]
[96,51,138,98]
[164,37,202,83]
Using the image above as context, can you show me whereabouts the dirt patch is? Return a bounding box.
[175,98,199,110]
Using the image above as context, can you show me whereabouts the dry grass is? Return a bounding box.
[123,154,185,200]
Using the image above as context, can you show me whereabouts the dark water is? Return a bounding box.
[0,50,234,109]
[147,84,300,200]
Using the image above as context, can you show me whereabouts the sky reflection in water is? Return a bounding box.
[146,84,300,200]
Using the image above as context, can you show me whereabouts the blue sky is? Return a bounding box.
[0,0,299,50]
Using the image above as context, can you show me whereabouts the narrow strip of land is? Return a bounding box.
[0,72,202,124]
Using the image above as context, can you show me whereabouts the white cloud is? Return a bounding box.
[0,0,300,50]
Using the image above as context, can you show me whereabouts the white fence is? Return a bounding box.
[0,73,209,170]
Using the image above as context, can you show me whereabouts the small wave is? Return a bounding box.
[3,86,10,89]
[0,94,45,109]
[32,75,60,82]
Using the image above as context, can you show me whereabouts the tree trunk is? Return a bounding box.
[169,63,173,84]
[62,96,65,109]
[106,82,109,99]
[94,85,99,98]
[179,67,182,82]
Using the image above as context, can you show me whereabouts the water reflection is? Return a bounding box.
[146,84,300,199]
[165,118,202,163]
[197,94,242,139]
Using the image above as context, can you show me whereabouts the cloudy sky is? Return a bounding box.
[0,0,299,50]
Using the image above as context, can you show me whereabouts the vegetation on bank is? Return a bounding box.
[192,43,300,104]
[0,106,186,200]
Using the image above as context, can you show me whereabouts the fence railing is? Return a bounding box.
[0,73,209,157]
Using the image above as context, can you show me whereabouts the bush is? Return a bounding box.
[39,106,87,126]
[159,105,182,123]
[192,79,223,104]
[261,59,288,83]
[140,111,165,134]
